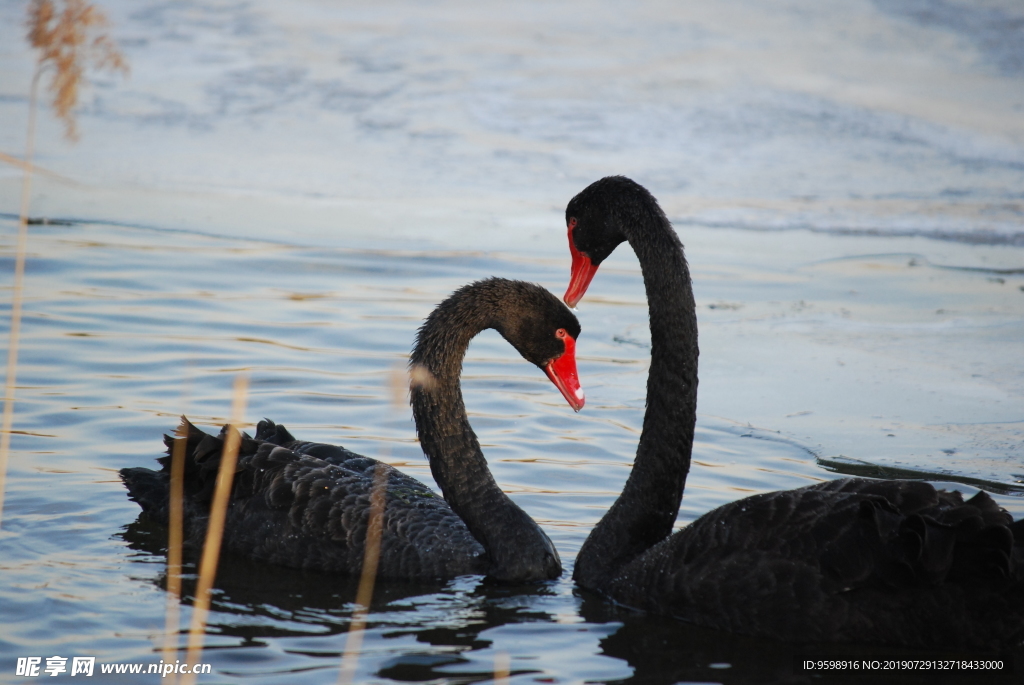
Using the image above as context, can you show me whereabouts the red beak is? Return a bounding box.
[563,224,599,308]
[544,334,585,412]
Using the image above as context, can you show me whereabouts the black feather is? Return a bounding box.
[121,279,573,583]
[568,176,1024,648]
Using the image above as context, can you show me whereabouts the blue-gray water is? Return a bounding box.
[1,0,1023,683]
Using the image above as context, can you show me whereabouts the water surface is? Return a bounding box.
[0,218,1020,684]
[1,0,1023,683]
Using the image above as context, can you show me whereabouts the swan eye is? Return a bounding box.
[568,217,577,231]
[555,328,567,339]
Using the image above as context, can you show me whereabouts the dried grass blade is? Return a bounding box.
[161,426,188,684]
[0,151,75,183]
[494,651,510,684]
[181,375,248,685]
[337,462,389,685]
[0,69,41,532]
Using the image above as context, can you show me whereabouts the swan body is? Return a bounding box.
[122,278,584,583]
[565,176,1024,648]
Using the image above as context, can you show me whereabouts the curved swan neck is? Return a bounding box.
[575,202,698,589]
[410,289,560,581]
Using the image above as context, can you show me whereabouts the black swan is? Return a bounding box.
[121,278,584,583]
[564,176,1024,648]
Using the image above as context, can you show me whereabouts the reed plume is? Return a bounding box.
[26,0,129,142]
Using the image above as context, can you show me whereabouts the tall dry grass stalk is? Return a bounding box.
[335,364,410,682]
[181,375,249,685]
[161,426,189,685]
[0,143,32,533]
[0,152,72,183]
[494,651,510,684]
[0,0,127,531]
[337,463,390,685]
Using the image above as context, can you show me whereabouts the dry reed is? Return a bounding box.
[0,152,73,183]
[0,0,127,531]
[0,160,31,533]
[337,362,430,679]
[337,463,390,685]
[181,375,249,685]
[494,651,510,684]
[26,0,128,141]
[160,426,189,685]
[336,362,414,682]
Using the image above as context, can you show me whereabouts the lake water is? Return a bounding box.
[0,1,1023,683]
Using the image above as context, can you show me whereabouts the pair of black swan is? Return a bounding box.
[121,278,581,583]
[564,176,1024,649]
[122,178,1024,648]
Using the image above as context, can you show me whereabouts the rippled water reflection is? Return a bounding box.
[0,218,1021,683]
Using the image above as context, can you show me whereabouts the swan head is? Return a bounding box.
[413,278,585,412]
[563,176,659,307]
[479,279,584,412]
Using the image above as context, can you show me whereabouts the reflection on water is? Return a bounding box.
[580,596,1024,685]
[0,219,1020,682]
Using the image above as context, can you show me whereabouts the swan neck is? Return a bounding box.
[575,211,698,589]
[410,298,560,581]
